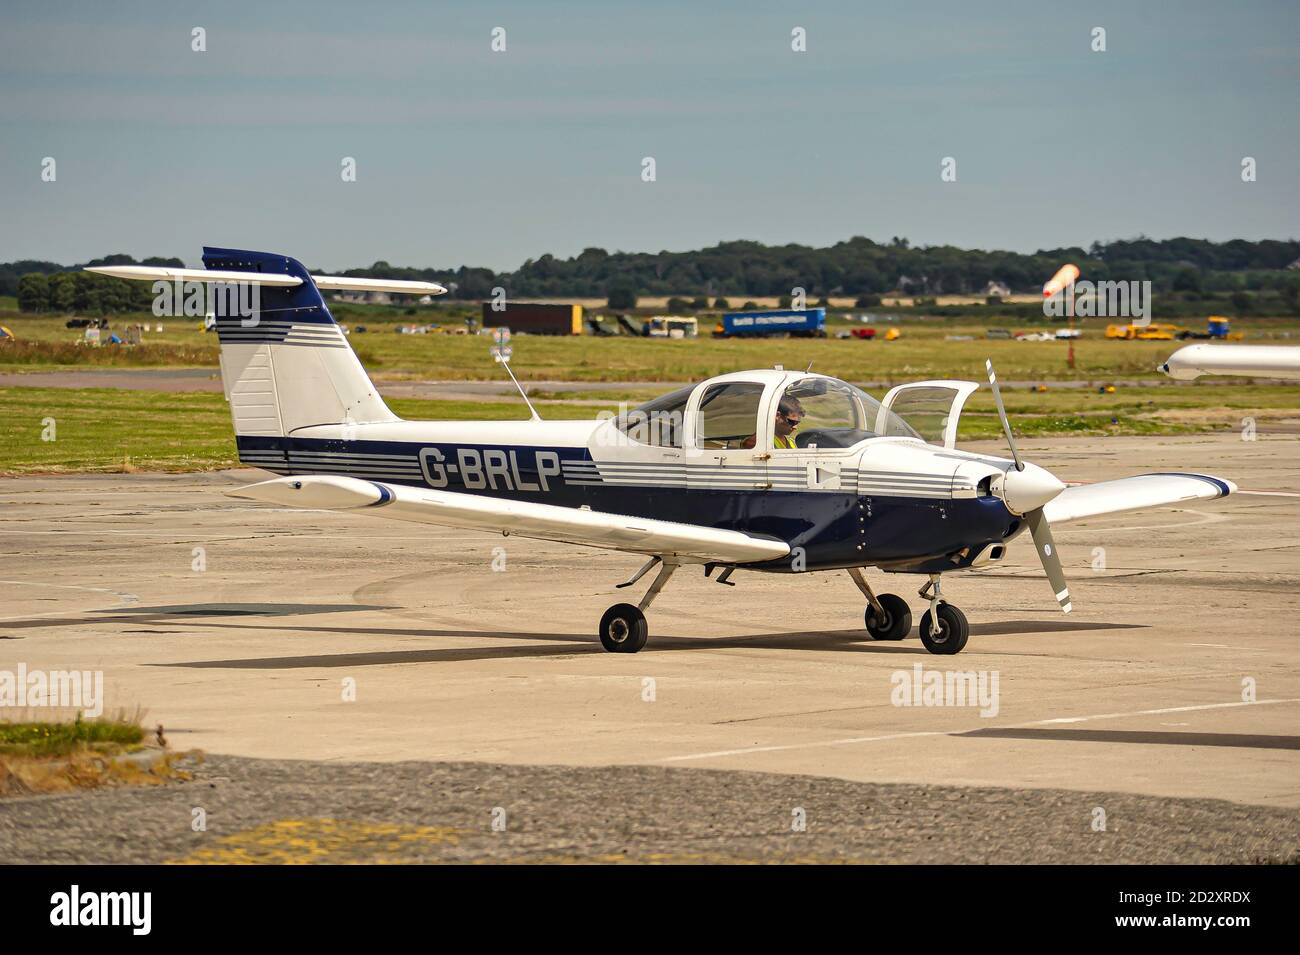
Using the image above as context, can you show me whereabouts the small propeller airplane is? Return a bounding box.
[89,248,1238,655]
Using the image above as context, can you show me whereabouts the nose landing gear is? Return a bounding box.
[918,574,969,655]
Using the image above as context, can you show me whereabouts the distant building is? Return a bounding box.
[984,281,1012,298]
[333,291,393,305]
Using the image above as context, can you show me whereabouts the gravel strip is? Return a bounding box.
[1,755,1296,864]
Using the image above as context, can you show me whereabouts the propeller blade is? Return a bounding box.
[985,359,1024,471]
[1025,507,1071,613]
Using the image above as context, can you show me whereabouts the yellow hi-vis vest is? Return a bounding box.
[774,434,797,450]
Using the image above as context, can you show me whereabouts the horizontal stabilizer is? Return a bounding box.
[86,265,301,287]
[1043,472,1235,524]
[84,264,446,295]
[227,475,791,564]
[311,275,446,295]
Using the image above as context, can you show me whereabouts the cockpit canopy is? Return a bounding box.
[613,372,921,451]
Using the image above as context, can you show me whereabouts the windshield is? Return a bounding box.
[779,376,921,447]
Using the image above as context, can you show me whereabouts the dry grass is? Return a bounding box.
[0,710,197,796]
[0,339,218,367]
[0,748,196,796]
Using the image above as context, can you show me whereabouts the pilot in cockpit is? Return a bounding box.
[742,396,804,450]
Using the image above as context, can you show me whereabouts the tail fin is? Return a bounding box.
[204,247,395,436]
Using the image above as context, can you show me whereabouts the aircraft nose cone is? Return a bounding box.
[1000,463,1066,515]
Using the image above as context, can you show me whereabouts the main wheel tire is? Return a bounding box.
[918,602,969,655]
[865,593,912,641]
[599,603,648,653]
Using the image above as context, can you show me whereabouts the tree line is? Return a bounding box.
[9,254,184,314]
[326,236,1300,300]
[6,238,1299,312]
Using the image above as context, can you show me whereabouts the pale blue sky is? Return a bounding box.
[1,0,1297,270]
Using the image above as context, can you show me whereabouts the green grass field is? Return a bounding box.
[2,303,1296,474]
[0,716,144,759]
[4,308,1300,384]
[0,387,623,473]
[2,382,1294,474]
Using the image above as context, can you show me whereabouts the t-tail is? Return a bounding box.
[86,246,446,449]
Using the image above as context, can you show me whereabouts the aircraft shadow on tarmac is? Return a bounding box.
[0,603,397,631]
[151,617,1146,669]
[100,603,396,617]
[957,728,1300,751]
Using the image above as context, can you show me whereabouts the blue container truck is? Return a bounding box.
[713,308,827,338]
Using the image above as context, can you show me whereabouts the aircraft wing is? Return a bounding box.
[1042,472,1236,524]
[226,475,790,564]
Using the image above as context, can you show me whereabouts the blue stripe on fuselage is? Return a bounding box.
[235,435,1016,570]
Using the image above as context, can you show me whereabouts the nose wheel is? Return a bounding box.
[918,603,969,654]
[918,575,969,654]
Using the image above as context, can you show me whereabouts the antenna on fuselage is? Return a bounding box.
[489,326,541,422]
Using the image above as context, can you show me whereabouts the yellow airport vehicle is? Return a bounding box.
[1105,322,1181,341]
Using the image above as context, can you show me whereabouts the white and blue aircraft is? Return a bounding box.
[91,248,1237,655]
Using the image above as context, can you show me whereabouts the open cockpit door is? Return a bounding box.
[876,380,979,449]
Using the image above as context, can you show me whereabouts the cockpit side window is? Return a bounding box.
[696,381,766,450]
[615,384,692,448]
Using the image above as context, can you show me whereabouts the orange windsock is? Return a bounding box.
[1043,263,1080,298]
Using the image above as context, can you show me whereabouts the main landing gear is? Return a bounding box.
[851,568,970,655]
[851,568,910,640]
[599,556,677,653]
